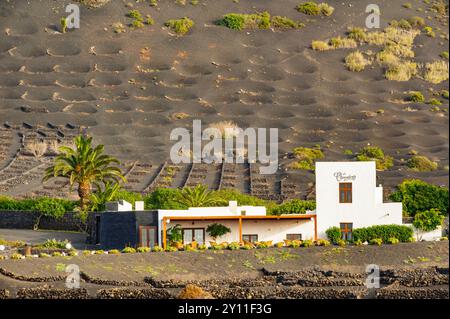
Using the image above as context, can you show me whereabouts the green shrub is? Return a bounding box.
[271,16,304,29]
[407,155,438,172]
[131,19,144,29]
[315,239,330,246]
[370,238,383,246]
[10,253,24,260]
[60,17,67,33]
[219,12,271,30]
[326,226,341,244]
[256,242,269,249]
[297,2,334,16]
[152,245,164,252]
[94,250,105,255]
[440,237,448,241]
[275,242,284,248]
[165,17,194,35]
[37,239,71,249]
[146,15,154,26]
[52,252,63,257]
[427,98,442,106]
[347,27,367,41]
[290,240,301,248]
[353,239,363,246]
[441,90,449,99]
[108,249,120,254]
[301,240,313,247]
[39,253,51,258]
[413,209,444,232]
[408,91,425,102]
[121,247,136,253]
[407,16,425,28]
[214,189,271,207]
[68,250,78,256]
[352,225,413,243]
[389,179,449,216]
[345,51,370,72]
[127,10,143,21]
[336,239,346,246]
[387,237,400,244]
[344,149,353,155]
[165,246,178,252]
[240,244,252,250]
[269,199,315,215]
[297,2,320,15]
[440,51,449,60]
[184,245,197,252]
[406,236,416,242]
[228,242,240,250]
[145,188,186,210]
[198,244,207,251]
[356,146,393,170]
[318,3,334,16]
[219,13,245,30]
[290,147,324,170]
[82,250,92,256]
[0,196,76,230]
[137,247,151,253]
[423,26,435,37]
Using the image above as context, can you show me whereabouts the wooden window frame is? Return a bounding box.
[339,182,353,203]
[242,234,258,243]
[340,223,353,241]
[138,225,158,248]
[286,233,302,241]
[182,228,205,244]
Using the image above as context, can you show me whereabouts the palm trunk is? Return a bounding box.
[78,181,91,211]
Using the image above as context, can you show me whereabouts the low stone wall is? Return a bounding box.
[375,287,449,299]
[0,289,10,299]
[17,286,90,299]
[97,288,173,299]
[0,210,85,232]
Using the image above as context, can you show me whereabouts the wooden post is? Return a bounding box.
[238,217,243,243]
[163,217,167,250]
[313,215,318,241]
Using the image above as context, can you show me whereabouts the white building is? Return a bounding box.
[102,161,441,249]
[156,161,407,248]
[158,202,315,248]
[315,161,403,240]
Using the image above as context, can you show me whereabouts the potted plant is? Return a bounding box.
[206,223,231,242]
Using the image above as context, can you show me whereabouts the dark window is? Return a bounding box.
[286,234,302,241]
[339,183,352,203]
[340,223,353,241]
[243,234,258,243]
[182,228,205,245]
[95,216,101,245]
[139,226,157,248]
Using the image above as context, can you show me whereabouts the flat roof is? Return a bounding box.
[163,214,315,221]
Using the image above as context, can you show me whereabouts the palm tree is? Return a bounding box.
[43,135,125,210]
[175,184,226,207]
[89,181,122,212]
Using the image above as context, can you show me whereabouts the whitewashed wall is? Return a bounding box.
[163,219,314,246]
[315,161,403,238]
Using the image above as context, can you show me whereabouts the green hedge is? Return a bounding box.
[352,225,413,243]
[389,179,449,216]
[0,196,76,213]
[269,199,315,215]
[325,226,341,244]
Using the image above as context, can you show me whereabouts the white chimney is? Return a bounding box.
[135,201,144,211]
[229,201,238,214]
